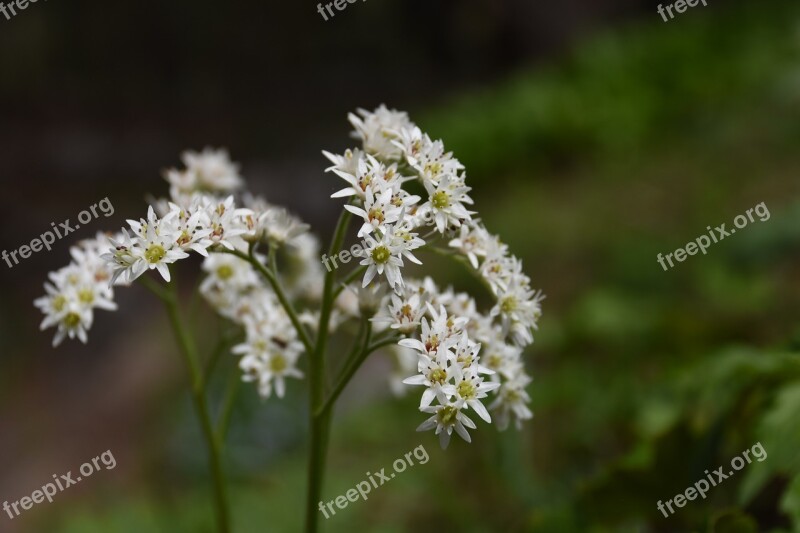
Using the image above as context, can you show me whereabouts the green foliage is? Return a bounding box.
[422,1,800,180]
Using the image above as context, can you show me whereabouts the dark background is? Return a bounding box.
[1,0,799,531]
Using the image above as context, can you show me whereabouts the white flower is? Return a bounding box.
[344,184,402,238]
[448,223,490,269]
[183,148,243,191]
[391,126,427,167]
[420,174,474,233]
[203,196,252,250]
[490,277,543,346]
[103,229,142,286]
[164,148,243,203]
[397,305,460,360]
[239,350,304,399]
[231,291,306,399]
[164,168,197,203]
[126,206,190,282]
[322,147,363,177]
[416,402,477,449]
[164,202,214,256]
[480,338,524,380]
[329,153,389,201]
[490,373,533,431]
[354,226,408,290]
[36,234,122,347]
[390,215,426,264]
[249,207,310,246]
[393,127,464,185]
[200,253,259,295]
[402,350,451,409]
[39,299,94,347]
[478,236,512,293]
[372,292,425,334]
[349,105,413,160]
[443,363,499,423]
[426,303,469,339]
[452,332,493,374]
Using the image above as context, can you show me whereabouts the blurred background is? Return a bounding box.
[1,0,799,531]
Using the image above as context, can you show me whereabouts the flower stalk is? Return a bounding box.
[142,274,232,533]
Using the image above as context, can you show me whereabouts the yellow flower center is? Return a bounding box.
[78,289,94,304]
[371,245,391,264]
[428,368,447,385]
[144,244,166,264]
[432,191,450,209]
[437,405,457,425]
[457,380,476,399]
[500,296,518,314]
[270,354,287,373]
[217,265,234,280]
[64,312,81,328]
[424,161,442,176]
[368,207,385,224]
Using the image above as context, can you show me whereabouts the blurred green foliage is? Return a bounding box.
[42,0,800,531]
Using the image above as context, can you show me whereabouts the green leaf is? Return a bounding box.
[739,382,800,505]
[709,509,759,533]
[779,473,800,532]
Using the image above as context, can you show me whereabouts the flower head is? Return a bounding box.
[416,402,477,449]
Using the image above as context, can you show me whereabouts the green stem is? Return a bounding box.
[217,367,242,443]
[305,409,332,533]
[336,320,367,377]
[137,273,170,301]
[364,336,402,355]
[324,319,364,396]
[146,276,231,533]
[315,323,373,417]
[268,244,278,276]
[304,209,351,533]
[204,330,236,389]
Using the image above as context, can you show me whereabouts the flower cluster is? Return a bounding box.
[36,148,315,399]
[164,147,243,203]
[35,107,544,449]
[325,105,544,447]
[34,233,119,347]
